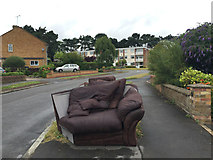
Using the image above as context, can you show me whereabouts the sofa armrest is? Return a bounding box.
[51,90,71,132]
[123,106,145,146]
[117,88,142,121]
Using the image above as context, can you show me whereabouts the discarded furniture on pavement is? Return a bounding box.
[51,76,145,146]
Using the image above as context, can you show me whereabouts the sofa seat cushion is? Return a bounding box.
[59,109,122,134]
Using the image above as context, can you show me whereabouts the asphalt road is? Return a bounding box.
[2,70,149,158]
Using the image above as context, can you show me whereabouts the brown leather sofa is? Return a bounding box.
[51,76,145,146]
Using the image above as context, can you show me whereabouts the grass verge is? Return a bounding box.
[42,121,69,144]
[136,121,143,138]
[125,73,150,80]
[126,81,133,84]
[43,120,143,143]
[60,72,108,79]
[116,68,148,70]
[2,81,41,90]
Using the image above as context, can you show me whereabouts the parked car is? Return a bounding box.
[55,64,80,72]
[0,67,6,73]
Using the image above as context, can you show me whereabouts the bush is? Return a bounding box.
[148,40,186,85]
[179,67,213,87]
[2,72,24,76]
[179,22,212,74]
[3,56,25,71]
[98,68,103,72]
[39,65,53,78]
[79,62,98,70]
[126,66,136,68]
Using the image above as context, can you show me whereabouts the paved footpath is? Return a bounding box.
[29,76,212,159]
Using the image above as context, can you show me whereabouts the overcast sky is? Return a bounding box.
[0,0,212,41]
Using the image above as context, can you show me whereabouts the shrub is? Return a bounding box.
[126,66,136,68]
[98,68,103,72]
[39,65,53,78]
[2,72,24,76]
[3,56,25,71]
[79,62,98,70]
[179,22,212,74]
[148,40,186,85]
[179,67,213,87]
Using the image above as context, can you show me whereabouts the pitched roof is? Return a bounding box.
[0,25,48,46]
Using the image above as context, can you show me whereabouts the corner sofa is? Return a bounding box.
[51,76,145,146]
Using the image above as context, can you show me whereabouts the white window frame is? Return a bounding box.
[30,60,39,66]
[8,44,13,52]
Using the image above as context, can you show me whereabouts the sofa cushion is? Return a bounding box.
[68,80,120,114]
[88,76,116,84]
[108,79,126,108]
[59,109,122,134]
[79,99,109,110]
[117,87,142,121]
[68,103,89,118]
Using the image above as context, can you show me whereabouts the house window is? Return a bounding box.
[119,50,123,53]
[30,60,39,66]
[8,44,13,52]
[131,55,135,59]
[125,56,127,59]
[120,56,123,59]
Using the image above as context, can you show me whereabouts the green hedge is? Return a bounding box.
[2,72,24,76]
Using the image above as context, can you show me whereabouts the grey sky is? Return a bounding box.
[0,0,211,40]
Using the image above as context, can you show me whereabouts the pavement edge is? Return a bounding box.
[22,122,52,159]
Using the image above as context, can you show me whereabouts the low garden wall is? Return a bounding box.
[46,70,98,79]
[1,75,26,84]
[150,76,212,124]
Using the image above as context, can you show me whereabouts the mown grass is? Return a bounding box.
[2,81,41,90]
[60,72,108,79]
[125,73,150,80]
[126,81,133,84]
[42,121,69,144]
[136,121,143,138]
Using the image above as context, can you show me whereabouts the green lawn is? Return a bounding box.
[2,81,41,90]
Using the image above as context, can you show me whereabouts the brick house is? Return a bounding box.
[0,25,48,68]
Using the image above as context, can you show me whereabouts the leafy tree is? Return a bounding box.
[148,40,186,85]
[79,35,94,51]
[95,36,116,65]
[3,56,25,71]
[23,25,58,61]
[61,51,83,65]
[95,33,107,41]
[110,38,119,48]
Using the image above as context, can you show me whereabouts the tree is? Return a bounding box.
[23,25,59,61]
[95,33,107,41]
[148,40,186,85]
[79,35,94,51]
[95,36,116,65]
[3,56,25,71]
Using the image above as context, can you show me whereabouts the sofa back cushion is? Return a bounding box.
[67,80,121,116]
[88,76,116,85]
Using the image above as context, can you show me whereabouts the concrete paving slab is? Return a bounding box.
[30,141,142,159]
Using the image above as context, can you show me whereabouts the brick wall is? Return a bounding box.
[150,76,212,124]
[1,26,47,68]
[1,75,26,84]
[46,70,98,78]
